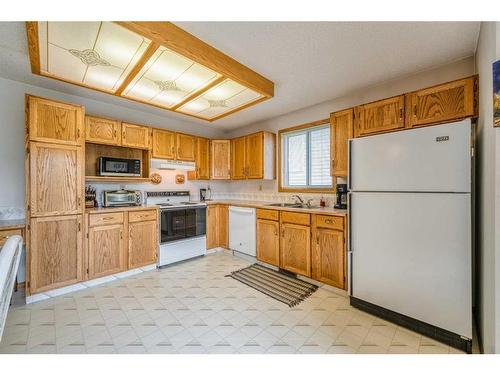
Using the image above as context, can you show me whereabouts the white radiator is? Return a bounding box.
[0,235,22,341]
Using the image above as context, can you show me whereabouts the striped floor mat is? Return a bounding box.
[226,263,318,307]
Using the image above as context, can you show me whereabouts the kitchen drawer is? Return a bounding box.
[0,229,23,246]
[89,212,124,227]
[129,210,157,223]
[280,211,310,226]
[314,215,344,231]
[256,209,279,221]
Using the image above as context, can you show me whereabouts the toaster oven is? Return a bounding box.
[103,190,142,207]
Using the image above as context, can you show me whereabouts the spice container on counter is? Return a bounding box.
[320,196,326,207]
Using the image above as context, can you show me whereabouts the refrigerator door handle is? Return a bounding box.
[348,191,353,295]
[347,139,353,190]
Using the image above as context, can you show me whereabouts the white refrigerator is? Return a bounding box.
[348,119,473,346]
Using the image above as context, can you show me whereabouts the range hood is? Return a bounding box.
[151,159,196,171]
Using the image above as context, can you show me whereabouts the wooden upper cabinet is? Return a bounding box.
[354,95,405,137]
[246,132,264,179]
[176,133,196,161]
[191,137,210,179]
[29,142,83,217]
[27,95,84,145]
[121,122,151,149]
[128,219,157,269]
[231,136,247,179]
[406,76,477,128]
[29,215,83,294]
[152,128,176,159]
[210,140,231,180]
[88,223,125,279]
[280,222,311,277]
[330,109,354,177]
[256,219,280,267]
[85,115,121,146]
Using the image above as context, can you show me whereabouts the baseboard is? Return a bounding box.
[26,263,157,304]
[350,296,472,353]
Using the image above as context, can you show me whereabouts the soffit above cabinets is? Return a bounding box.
[26,21,274,122]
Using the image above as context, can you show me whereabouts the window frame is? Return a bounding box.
[278,118,334,193]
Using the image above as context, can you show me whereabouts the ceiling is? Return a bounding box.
[0,22,480,131]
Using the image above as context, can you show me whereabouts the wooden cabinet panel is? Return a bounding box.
[280,223,311,277]
[176,133,196,161]
[354,95,405,137]
[0,229,23,246]
[188,137,210,180]
[256,219,280,266]
[29,142,83,217]
[27,96,84,145]
[122,123,151,149]
[85,116,121,145]
[312,228,344,289]
[207,205,218,249]
[331,109,353,177]
[88,223,125,279]
[314,215,344,231]
[210,140,231,179]
[89,212,123,227]
[218,205,228,248]
[29,215,83,293]
[152,129,176,159]
[128,220,157,269]
[129,209,157,223]
[280,211,310,226]
[407,77,476,128]
[256,209,279,221]
[231,136,246,179]
[246,132,264,179]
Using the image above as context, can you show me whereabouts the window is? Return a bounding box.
[280,123,332,190]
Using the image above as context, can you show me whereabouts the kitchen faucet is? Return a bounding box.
[292,195,304,205]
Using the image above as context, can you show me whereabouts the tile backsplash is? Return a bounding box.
[0,206,25,220]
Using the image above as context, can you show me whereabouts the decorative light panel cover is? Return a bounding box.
[28,21,274,121]
[37,22,152,93]
[177,79,263,120]
[122,46,221,109]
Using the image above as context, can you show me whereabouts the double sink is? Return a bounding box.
[265,202,319,209]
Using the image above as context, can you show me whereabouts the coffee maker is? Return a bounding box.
[199,188,207,202]
[334,184,348,209]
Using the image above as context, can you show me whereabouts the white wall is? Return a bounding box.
[0,76,225,217]
[475,21,499,354]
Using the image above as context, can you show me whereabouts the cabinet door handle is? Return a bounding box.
[114,129,117,137]
[413,104,417,116]
[316,234,319,244]
[325,219,333,224]
[171,146,175,155]
[399,108,403,120]
[281,229,285,237]
[120,230,123,239]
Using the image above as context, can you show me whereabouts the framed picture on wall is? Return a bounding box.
[494,59,500,127]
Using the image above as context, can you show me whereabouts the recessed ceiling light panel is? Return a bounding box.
[177,79,263,120]
[38,21,151,93]
[122,46,221,108]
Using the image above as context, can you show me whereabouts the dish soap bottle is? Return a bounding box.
[320,195,326,207]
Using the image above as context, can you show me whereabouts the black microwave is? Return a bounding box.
[97,156,141,177]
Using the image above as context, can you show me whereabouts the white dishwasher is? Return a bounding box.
[229,206,256,256]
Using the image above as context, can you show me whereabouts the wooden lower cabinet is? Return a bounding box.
[312,227,345,289]
[207,205,228,249]
[279,222,311,277]
[256,219,280,266]
[88,223,125,279]
[128,219,157,269]
[218,205,228,248]
[29,215,83,294]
